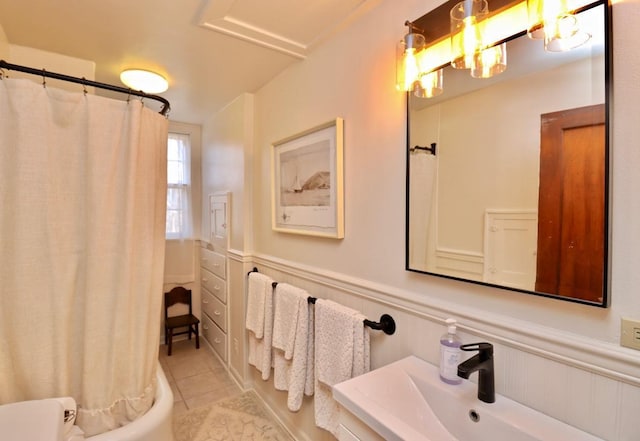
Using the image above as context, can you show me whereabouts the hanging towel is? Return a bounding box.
[271,283,314,411]
[272,283,302,392]
[314,299,370,436]
[272,283,304,358]
[246,272,274,380]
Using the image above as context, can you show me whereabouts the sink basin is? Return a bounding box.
[333,355,602,441]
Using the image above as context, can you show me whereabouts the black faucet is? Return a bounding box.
[457,342,495,403]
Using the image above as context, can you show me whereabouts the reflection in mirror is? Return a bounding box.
[406,2,610,306]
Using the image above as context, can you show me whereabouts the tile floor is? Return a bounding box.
[159,339,242,416]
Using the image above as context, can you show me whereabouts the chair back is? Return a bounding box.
[164,287,193,320]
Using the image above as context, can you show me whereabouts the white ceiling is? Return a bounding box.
[0,0,377,123]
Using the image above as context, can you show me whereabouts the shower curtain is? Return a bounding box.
[409,152,437,268]
[0,78,168,436]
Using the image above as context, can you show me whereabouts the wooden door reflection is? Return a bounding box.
[535,104,606,302]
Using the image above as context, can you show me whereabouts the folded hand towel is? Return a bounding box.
[246,272,274,380]
[246,272,271,337]
[272,283,314,411]
[314,299,370,436]
[272,283,305,357]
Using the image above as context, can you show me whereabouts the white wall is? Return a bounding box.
[0,23,8,60]
[162,121,202,339]
[253,0,638,356]
[235,0,640,439]
[202,93,254,251]
[411,55,604,258]
[201,93,255,379]
[7,44,95,88]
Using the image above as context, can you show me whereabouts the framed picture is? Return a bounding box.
[271,118,344,238]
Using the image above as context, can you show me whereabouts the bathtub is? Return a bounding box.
[86,364,174,441]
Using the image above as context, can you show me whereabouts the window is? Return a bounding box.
[166,133,192,239]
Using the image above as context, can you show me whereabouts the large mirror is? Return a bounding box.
[406,0,610,306]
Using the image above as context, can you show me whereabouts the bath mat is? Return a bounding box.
[173,391,293,441]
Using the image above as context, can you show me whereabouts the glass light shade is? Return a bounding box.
[471,42,507,78]
[396,33,426,92]
[414,69,444,98]
[544,14,591,52]
[450,0,488,69]
[527,0,570,39]
[120,69,168,93]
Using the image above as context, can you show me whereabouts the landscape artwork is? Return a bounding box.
[271,118,344,238]
[279,140,331,207]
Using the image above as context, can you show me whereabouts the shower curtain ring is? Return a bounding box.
[81,78,88,95]
[42,69,47,88]
[126,89,131,103]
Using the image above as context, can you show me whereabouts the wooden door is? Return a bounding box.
[535,104,606,302]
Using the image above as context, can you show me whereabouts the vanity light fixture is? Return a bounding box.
[120,69,169,94]
[450,0,489,69]
[450,0,508,79]
[471,42,507,78]
[526,0,591,51]
[415,69,444,98]
[398,0,596,96]
[396,21,426,92]
[396,21,444,98]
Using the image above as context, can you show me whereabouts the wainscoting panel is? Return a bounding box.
[233,251,640,441]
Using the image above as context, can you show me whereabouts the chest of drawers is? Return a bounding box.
[200,246,227,362]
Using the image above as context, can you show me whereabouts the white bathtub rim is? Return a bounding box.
[85,364,174,441]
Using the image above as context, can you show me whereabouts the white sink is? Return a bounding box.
[333,355,602,441]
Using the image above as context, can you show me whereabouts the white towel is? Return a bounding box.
[272,283,304,357]
[271,283,315,411]
[246,272,274,380]
[314,299,370,435]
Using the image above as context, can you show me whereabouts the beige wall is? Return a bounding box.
[232,0,640,439]
[202,93,254,251]
[161,121,202,340]
[201,93,255,380]
[190,1,639,439]
[0,23,8,60]
[411,55,605,256]
[7,44,95,88]
[252,0,639,355]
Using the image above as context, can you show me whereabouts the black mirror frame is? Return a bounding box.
[404,0,613,308]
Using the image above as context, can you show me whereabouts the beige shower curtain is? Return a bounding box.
[0,78,168,436]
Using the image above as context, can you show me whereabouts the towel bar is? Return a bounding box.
[247,268,397,335]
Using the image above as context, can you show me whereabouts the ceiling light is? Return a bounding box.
[120,69,168,93]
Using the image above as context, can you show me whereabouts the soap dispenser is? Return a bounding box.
[439,318,462,384]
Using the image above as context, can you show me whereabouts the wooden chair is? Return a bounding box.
[164,286,200,356]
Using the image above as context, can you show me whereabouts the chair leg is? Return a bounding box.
[167,329,173,356]
[195,324,200,350]
[164,326,168,346]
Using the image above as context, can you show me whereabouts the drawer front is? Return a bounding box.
[202,288,227,332]
[200,268,226,303]
[200,248,226,279]
[202,314,227,362]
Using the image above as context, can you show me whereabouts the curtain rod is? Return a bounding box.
[0,60,171,116]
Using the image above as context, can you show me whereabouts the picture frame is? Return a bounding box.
[271,118,344,238]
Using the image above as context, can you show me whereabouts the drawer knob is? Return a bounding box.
[214,285,220,290]
[214,310,221,316]
[203,299,209,304]
[203,325,209,330]
[214,338,221,344]
[213,263,220,267]
[202,278,208,283]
